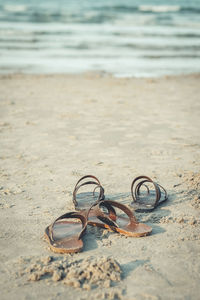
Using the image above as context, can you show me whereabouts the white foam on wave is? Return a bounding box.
[3,5,27,13]
[139,5,180,13]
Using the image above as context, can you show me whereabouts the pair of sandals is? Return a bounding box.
[44,175,168,254]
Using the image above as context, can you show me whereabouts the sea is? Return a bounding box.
[0,0,200,77]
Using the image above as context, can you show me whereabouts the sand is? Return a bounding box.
[0,73,200,300]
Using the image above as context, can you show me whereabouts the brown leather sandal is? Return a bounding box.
[88,200,152,237]
[130,175,168,212]
[44,210,88,254]
[72,175,105,210]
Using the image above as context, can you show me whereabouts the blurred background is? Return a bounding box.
[0,0,200,77]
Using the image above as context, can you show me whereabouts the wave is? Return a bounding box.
[95,4,200,14]
[0,11,114,24]
[0,6,200,27]
[95,5,138,13]
[3,5,27,13]
[121,43,200,51]
[94,4,200,14]
[1,4,200,20]
[143,54,200,59]
[139,5,180,13]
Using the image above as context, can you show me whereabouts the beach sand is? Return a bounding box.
[0,73,200,300]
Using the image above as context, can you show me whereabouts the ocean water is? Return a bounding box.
[0,0,200,77]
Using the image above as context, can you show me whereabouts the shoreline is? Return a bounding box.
[0,73,200,300]
[0,71,200,79]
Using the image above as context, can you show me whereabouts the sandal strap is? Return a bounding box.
[135,181,150,195]
[73,176,105,206]
[135,179,160,202]
[74,175,101,190]
[49,211,88,242]
[138,180,167,204]
[91,201,118,227]
[97,200,138,228]
[157,183,168,201]
[131,176,161,207]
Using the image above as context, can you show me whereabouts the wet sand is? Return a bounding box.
[0,73,200,300]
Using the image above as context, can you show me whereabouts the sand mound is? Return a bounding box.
[22,256,122,290]
[183,171,200,191]
[182,172,200,208]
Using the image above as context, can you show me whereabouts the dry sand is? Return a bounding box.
[0,73,200,300]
